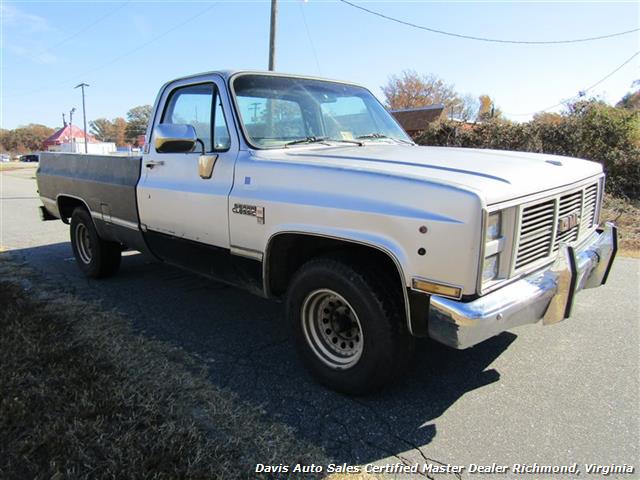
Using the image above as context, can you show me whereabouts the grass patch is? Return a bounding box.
[0,256,330,479]
[601,194,640,257]
[0,162,36,171]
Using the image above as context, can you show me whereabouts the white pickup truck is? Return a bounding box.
[37,70,617,394]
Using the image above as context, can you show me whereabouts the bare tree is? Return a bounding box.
[382,70,461,111]
[458,94,480,121]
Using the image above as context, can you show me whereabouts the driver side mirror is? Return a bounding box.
[154,124,197,153]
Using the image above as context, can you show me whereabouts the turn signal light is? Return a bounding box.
[412,279,462,299]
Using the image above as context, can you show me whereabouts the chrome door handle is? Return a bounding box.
[145,160,165,169]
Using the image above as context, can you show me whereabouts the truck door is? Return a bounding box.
[137,76,238,271]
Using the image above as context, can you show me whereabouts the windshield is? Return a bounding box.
[231,74,412,149]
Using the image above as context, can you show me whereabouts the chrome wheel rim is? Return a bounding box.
[301,289,363,370]
[75,223,93,264]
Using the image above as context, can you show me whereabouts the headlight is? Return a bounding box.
[481,211,505,286]
[482,254,499,282]
[486,212,501,241]
[480,207,516,290]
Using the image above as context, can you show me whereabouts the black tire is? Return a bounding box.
[286,256,415,395]
[70,207,121,279]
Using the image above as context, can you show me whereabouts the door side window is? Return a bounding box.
[162,84,214,151]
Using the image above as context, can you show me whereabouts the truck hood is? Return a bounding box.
[257,145,603,205]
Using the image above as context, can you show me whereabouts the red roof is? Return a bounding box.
[43,124,98,148]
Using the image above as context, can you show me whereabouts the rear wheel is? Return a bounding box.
[70,207,121,278]
[286,256,415,394]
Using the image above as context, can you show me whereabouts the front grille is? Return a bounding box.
[515,200,555,269]
[514,181,600,271]
[582,183,598,230]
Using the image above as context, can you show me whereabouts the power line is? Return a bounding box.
[338,0,640,45]
[298,2,322,76]
[10,1,131,67]
[3,3,219,99]
[47,1,131,51]
[505,50,640,116]
[582,50,639,92]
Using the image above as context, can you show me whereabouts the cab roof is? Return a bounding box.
[167,70,360,87]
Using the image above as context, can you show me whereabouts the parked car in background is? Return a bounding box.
[0,154,11,162]
[20,154,40,163]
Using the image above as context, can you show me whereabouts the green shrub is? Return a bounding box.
[414,100,640,200]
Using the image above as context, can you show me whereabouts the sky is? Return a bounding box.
[1,0,639,130]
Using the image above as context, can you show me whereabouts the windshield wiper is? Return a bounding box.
[285,136,363,147]
[356,133,414,145]
[285,136,329,146]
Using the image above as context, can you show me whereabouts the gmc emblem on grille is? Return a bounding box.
[558,212,580,233]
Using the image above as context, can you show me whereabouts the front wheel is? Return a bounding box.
[70,207,121,278]
[286,257,415,395]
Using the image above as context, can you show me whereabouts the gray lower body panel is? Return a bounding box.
[37,152,147,251]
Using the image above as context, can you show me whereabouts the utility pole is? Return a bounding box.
[69,108,76,152]
[250,102,261,122]
[268,0,277,71]
[75,83,90,153]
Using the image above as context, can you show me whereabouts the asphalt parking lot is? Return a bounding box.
[1,166,638,479]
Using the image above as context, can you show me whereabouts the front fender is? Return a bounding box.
[263,227,420,334]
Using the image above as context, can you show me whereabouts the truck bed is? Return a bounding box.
[38,152,142,224]
[37,152,146,251]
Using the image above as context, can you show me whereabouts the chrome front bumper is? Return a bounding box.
[428,223,618,349]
